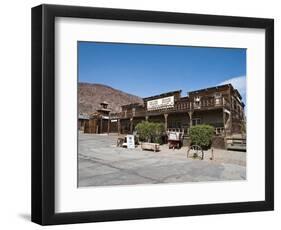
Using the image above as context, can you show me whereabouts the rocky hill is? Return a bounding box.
[78,82,143,114]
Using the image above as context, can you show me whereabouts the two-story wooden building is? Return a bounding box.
[108,84,245,137]
[83,84,245,147]
[83,101,112,134]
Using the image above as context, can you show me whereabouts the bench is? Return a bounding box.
[141,142,160,152]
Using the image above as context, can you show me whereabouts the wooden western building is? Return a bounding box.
[83,101,112,134]
[82,84,246,140]
[78,114,89,131]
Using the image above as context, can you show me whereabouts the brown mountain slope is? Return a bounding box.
[79,82,143,114]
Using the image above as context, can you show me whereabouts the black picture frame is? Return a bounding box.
[31,4,274,225]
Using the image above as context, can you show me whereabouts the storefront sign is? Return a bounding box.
[147,96,174,111]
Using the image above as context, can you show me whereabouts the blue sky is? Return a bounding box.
[78,42,246,103]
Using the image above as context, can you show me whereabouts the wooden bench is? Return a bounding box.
[141,142,160,152]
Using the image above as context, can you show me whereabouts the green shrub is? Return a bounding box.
[135,121,165,144]
[189,124,214,149]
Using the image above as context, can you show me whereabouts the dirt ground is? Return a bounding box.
[78,133,246,187]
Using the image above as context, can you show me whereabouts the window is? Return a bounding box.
[214,93,221,105]
[192,118,201,126]
[215,92,221,98]
[194,96,201,108]
[215,98,221,105]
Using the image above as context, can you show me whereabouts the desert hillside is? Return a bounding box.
[78,82,143,114]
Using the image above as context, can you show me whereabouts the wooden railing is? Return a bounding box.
[111,97,230,119]
[215,127,225,135]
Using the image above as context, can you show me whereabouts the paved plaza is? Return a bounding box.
[78,133,246,187]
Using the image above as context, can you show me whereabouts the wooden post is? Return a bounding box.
[188,111,193,128]
[130,118,133,134]
[222,108,227,137]
[164,114,168,131]
[229,112,232,135]
[100,117,103,134]
[107,117,110,135]
[118,119,121,134]
[228,85,232,108]
[210,148,214,160]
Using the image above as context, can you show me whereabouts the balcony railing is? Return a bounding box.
[215,127,225,135]
[111,97,230,119]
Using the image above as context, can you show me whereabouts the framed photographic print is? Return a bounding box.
[31,4,274,225]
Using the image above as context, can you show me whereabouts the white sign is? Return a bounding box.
[147,96,174,111]
[126,135,135,149]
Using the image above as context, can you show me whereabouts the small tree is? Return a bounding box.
[152,122,165,144]
[189,124,214,149]
[135,121,165,144]
[135,121,150,142]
